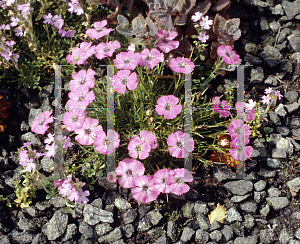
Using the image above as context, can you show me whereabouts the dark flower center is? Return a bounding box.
[104,47,110,52]
[79,78,85,85]
[104,138,110,145]
[78,95,85,101]
[146,55,153,61]
[84,129,91,135]
[126,169,133,176]
[121,78,128,85]
[136,145,143,152]
[123,58,131,63]
[178,62,186,68]
[163,37,170,43]
[72,115,78,122]
[165,104,172,110]
[226,51,233,57]
[237,145,244,152]
[236,128,242,135]
[162,178,166,183]
[143,185,149,192]
[96,27,103,32]
[176,178,183,184]
[176,141,183,148]
[39,119,45,125]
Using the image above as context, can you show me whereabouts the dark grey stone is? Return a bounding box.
[244,53,263,65]
[226,208,243,223]
[234,236,258,244]
[122,224,134,238]
[213,165,236,182]
[240,201,257,213]
[287,178,300,192]
[285,91,299,103]
[209,230,223,242]
[267,158,284,169]
[259,45,283,67]
[95,223,113,237]
[195,229,209,243]
[279,229,293,244]
[221,225,233,241]
[269,111,281,125]
[288,32,300,52]
[97,227,122,243]
[182,202,194,219]
[243,214,255,229]
[31,233,47,244]
[180,227,195,242]
[264,76,278,86]
[250,66,264,84]
[83,205,114,225]
[282,1,300,20]
[167,220,179,242]
[254,191,267,203]
[147,227,166,239]
[254,180,267,191]
[121,209,138,225]
[275,126,290,136]
[79,221,97,239]
[260,229,277,244]
[280,59,293,73]
[292,128,300,138]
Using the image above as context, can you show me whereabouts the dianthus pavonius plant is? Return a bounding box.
[16,12,281,206]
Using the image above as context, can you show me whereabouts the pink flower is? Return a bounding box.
[246,99,257,110]
[191,12,203,22]
[138,48,164,69]
[200,16,213,30]
[264,87,273,94]
[275,90,283,100]
[261,95,272,105]
[43,13,53,24]
[74,117,103,145]
[76,188,90,204]
[170,168,193,195]
[94,41,121,60]
[66,42,95,65]
[155,30,179,53]
[94,129,120,155]
[169,57,195,74]
[54,179,65,187]
[230,144,253,161]
[68,0,84,15]
[67,88,95,109]
[86,20,114,39]
[140,130,157,150]
[25,162,36,172]
[115,158,145,188]
[228,119,251,141]
[10,17,19,27]
[68,188,79,202]
[14,28,23,37]
[131,175,161,203]
[62,136,73,149]
[235,102,256,122]
[167,131,194,158]
[31,111,54,134]
[44,133,55,144]
[217,45,240,65]
[69,69,95,92]
[153,169,175,193]
[66,30,76,38]
[198,32,209,43]
[114,51,141,70]
[52,15,64,29]
[212,96,231,117]
[155,95,182,119]
[113,70,138,94]
[128,135,151,160]
[63,109,86,132]
[45,143,58,158]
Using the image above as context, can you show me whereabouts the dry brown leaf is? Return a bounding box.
[208,203,228,224]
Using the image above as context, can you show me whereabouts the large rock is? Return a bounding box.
[282,1,300,20]
[288,32,300,52]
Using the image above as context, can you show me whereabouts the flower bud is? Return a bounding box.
[146,109,152,116]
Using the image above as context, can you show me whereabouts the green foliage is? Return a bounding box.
[14,174,37,208]
[0,195,12,208]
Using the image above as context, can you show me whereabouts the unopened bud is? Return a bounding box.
[146,109,152,116]
[150,118,154,123]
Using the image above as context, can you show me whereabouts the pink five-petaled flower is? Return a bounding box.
[94,129,120,155]
[167,131,194,158]
[198,32,209,43]
[228,119,251,142]
[66,42,95,65]
[275,90,283,100]
[264,87,273,94]
[235,102,256,122]
[94,41,121,60]
[261,95,272,105]
[74,117,103,145]
[86,20,113,39]
[115,158,145,188]
[212,96,231,117]
[31,111,54,135]
[155,30,180,53]
[155,95,182,119]
[138,48,164,70]
[200,16,213,30]
[76,188,90,204]
[246,99,257,110]
[62,109,86,132]
[128,135,151,160]
[170,168,193,195]
[113,70,138,94]
[217,45,240,65]
[169,57,195,74]
[67,88,95,109]
[131,175,161,203]
[69,69,95,92]
[113,51,141,70]
[140,130,157,150]
[153,169,175,194]
[191,12,203,22]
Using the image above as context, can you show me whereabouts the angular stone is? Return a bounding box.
[282,1,300,20]
[224,180,253,195]
[266,197,290,210]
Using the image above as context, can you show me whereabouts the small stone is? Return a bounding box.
[278,28,292,44]
[182,202,194,219]
[271,4,284,15]
[122,224,134,238]
[254,180,267,191]
[269,111,281,125]
[287,178,300,192]
[180,227,195,243]
[280,59,293,73]
[260,17,269,31]
[231,194,250,203]
[269,20,280,32]
[234,236,258,244]
[259,45,283,67]
[115,197,131,211]
[260,204,270,217]
[221,225,233,241]
[291,52,300,64]
[267,158,284,169]
[209,230,223,242]
[224,180,253,195]
[260,229,277,243]
[264,76,278,86]
[95,223,113,237]
[258,168,277,178]
[292,128,300,138]
[243,214,255,229]
[250,66,264,83]
[288,33,300,52]
[83,205,114,225]
[244,53,263,65]
[254,191,267,203]
[79,221,96,239]
[97,227,122,243]
[285,91,299,102]
[271,148,287,158]
[167,221,179,242]
[266,197,290,210]
[226,207,242,223]
[282,1,300,20]
[268,187,281,197]
[275,126,290,136]
[196,213,210,230]
[121,209,138,225]
[194,201,209,215]
[275,104,287,117]
[279,229,293,244]
[195,229,209,243]
[240,201,257,213]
